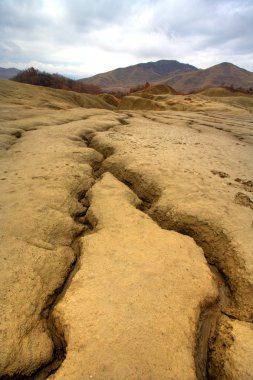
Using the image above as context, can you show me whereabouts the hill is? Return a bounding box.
[198,86,251,97]
[0,67,21,80]
[80,61,253,94]
[0,79,115,111]
[12,67,102,94]
[79,60,198,93]
[118,83,253,113]
[162,62,253,93]
[132,84,177,96]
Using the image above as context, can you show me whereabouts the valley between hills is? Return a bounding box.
[0,79,253,379]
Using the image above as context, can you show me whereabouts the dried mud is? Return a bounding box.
[0,80,252,379]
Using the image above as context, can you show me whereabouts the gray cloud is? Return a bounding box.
[61,0,131,30]
[0,0,252,76]
[150,0,253,47]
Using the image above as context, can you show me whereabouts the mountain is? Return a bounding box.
[161,62,253,93]
[80,61,253,94]
[0,67,21,80]
[3,61,253,93]
[79,60,198,92]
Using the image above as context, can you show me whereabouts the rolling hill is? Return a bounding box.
[161,62,253,93]
[80,61,253,94]
[3,61,253,94]
[79,60,198,92]
[0,79,115,110]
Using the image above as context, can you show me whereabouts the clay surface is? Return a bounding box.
[0,80,252,379]
[51,173,217,379]
[209,316,253,380]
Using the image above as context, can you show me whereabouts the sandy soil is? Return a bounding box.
[0,80,252,379]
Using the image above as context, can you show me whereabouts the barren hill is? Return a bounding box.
[80,61,253,94]
[162,62,253,93]
[79,60,198,92]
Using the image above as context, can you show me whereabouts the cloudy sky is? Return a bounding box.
[0,0,253,78]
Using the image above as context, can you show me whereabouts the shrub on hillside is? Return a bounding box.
[12,67,102,94]
[129,82,150,94]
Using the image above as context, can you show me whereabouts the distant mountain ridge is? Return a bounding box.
[79,60,198,92]
[79,60,253,94]
[0,67,21,80]
[2,61,253,94]
[160,62,253,93]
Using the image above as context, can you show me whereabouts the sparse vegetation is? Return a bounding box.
[128,82,150,94]
[12,67,102,94]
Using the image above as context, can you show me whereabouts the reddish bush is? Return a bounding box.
[128,82,151,94]
[12,67,102,94]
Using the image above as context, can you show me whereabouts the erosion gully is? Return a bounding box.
[4,115,242,380]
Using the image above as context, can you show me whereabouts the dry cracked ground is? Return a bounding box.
[0,80,253,380]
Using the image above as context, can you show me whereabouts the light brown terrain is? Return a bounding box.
[79,60,253,94]
[0,79,253,379]
[161,62,253,94]
[79,60,197,93]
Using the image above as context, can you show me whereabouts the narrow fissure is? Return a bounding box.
[33,163,108,377]
[120,177,234,380]
[86,132,246,380]
[133,187,239,380]
[12,196,94,380]
[28,120,126,378]
[33,205,94,379]
[3,128,110,379]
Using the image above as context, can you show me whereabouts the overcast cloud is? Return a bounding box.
[0,0,252,77]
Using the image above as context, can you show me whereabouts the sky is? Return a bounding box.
[0,0,253,78]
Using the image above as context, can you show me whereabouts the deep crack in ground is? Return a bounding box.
[86,123,246,380]
[3,116,248,380]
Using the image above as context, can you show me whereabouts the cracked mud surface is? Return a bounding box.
[0,80,253,379]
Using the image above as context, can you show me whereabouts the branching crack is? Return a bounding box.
[84,130,249,380]
[4,115,248,380]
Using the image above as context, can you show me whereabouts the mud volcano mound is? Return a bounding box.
[119,85,176,110]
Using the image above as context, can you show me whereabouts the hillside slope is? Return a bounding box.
[160,62,253,93]
[0,79,115,110]
[118,84,253,113]
[80,61,253,94]
[79,60,198,92]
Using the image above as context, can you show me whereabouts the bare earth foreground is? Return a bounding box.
[0,80,253,379]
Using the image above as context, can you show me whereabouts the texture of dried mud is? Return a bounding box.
[0,80,252,379]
